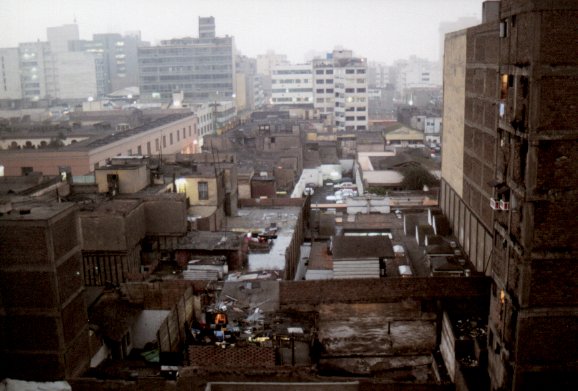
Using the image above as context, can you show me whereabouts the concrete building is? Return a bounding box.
[256,50,288,101]
[440,1,578,389]
[0,113,198,175]
[71,32,145,94]
[0,48,23,101]
[270,64,313,105]
[46,24,79,54]
[392,56,442,100]
[0,203,90,380]
[313,50,368,131]
[367,61,391,89]
[138,17,235,103]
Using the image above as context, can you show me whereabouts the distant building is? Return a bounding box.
[0,48,23,101]
[0,113,198,175]
[235,54,265,111]
[71,32,146,94]
[313,49,368,131]
[138,17,235,103]
[270,63,313,106]
[392,55,442,101]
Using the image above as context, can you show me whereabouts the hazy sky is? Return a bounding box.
[1,0,482,64]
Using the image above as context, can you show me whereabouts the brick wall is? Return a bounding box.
[51,210,79,261]
[0,223,49,265]
[189,346,275,368]
[279,278,490,310]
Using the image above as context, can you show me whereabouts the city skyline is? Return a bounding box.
[1,0,482,64]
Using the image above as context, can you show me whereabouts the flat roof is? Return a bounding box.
[332,235,395,259]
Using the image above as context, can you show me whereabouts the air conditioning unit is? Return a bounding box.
[500,199,509,211]
[490,198,500,210]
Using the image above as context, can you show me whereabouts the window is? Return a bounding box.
[316,69,324,74]
[177,131,180,142]
[357,88,366,93]
[156,138,160,151]
[137,145,142,155]
[357,116,366,121]
[198,181,209,200]
[170,133,173,145]
[326,88,334,93]
[316,88,324,93]
[357,106,366,111]
[189,125,192,137]
[356,69,366,74]
[163,136,166,148]
[326,79,333,84]
[183,128,186,139]
[147,141,151,155]
[345,88,355,93]
[316,79,324,84]
[326,69,333,75]
[346,69,355,74]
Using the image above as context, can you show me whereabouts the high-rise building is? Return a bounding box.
[441,1,578,389]
[235,54,265,111]
[0,203,90,380]
[270,63,313,105]
[47,24,80,54]
[70,32,145,95]
[138,17,235,103]
[0,48,23,101]
[313,50,368,131]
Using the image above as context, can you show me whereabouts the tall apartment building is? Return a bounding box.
[368,62,391,89]
[441,1,578,389]
[235,54,265,111]
[256,50,288,101]
[45,24,100,101]
[270,63,313,105]
[71,32,144,94]
[313,50,368,131]
[0,48,23,101]
[0,203,90,380]
[47,24,79,54]
[392,55,442,98]
[138,17,235,103]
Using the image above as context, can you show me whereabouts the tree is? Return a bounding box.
[399,166,439,190]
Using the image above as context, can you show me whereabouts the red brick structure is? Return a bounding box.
[189,346,276,368]
[0,203,90,380]
[441,1,578,389]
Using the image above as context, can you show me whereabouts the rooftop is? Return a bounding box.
[332,235,395,259]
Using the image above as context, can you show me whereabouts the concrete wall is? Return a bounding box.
[441,29,467,199]
[95,165,149,194]
[131,310,171,349]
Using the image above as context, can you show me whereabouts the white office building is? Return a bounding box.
[270,64,313,105]
[313,50,368,131]
[392,56,442,95]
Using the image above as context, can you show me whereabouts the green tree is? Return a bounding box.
[399,166,440,190]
